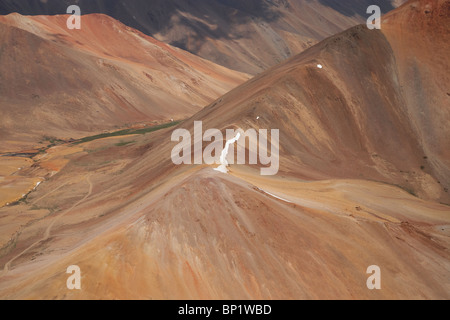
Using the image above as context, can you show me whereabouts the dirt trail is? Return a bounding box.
[0,176,93,277]
[30,181,70,205]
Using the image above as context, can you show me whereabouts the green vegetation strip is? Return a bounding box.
[115,140,136,147]
[73,121,181,145]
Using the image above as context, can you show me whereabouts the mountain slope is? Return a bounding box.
[0,0,406,74]
[178,0,450,204]
[0,13,249,152]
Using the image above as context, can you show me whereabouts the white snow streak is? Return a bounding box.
[214,132,241,174]
[33,181,41,190]
[262,190,292,203]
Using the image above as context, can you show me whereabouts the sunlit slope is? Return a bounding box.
[0,13,249,152]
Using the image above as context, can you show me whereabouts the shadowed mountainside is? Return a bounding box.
[0,0,406,74]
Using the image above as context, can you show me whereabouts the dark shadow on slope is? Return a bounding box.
[318,0,396,17]
[0,0,281,35]
[0,0,285,62]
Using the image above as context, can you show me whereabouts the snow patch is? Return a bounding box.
[33,181,41,190]
[214,132,241,174]
[263,190,292,203]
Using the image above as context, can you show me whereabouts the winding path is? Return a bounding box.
[0,176,93,277]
